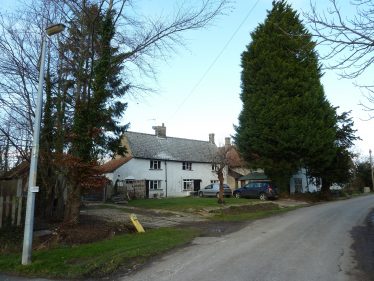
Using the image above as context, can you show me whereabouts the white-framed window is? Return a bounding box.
[294,178,302,193]
[211,163,218,171]
[148,180,161,190]
[210,180,219,184]
[183,179,193,191]
[116,180,124,187]
[182,162,192,170]
[150,160,161,170]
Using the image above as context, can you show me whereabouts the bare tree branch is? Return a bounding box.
[305,0,374,116]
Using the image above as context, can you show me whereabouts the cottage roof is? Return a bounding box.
[239,172,270,181]
[124,131,217,163]
[99,156,132,173]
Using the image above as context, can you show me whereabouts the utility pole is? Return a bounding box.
[370,149,374,192]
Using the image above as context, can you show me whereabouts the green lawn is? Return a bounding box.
[211,205,301,221]
[126,196,256,211]
[0,227,199,279]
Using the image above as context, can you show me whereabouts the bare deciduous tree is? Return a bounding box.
[212,143,232,204]
[306,0,374,117]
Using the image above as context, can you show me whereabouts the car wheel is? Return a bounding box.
[235,193,241,199]
[259,193,267,201]
[198,192,203,197]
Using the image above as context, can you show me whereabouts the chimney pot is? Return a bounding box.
[209,133,215,144]
[152,124,166,138]
[225,137,231,147]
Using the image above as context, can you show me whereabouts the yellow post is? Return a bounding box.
[130,214,145,233]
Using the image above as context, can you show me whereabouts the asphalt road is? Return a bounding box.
[119,195,374,281]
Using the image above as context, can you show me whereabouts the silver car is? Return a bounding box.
[198,183,232,198]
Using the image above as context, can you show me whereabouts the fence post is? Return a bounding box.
[0,196,3,228]
[17,196,22,226]
[5,196,10,218]
[17,179,23,226]
[11,196,16,225]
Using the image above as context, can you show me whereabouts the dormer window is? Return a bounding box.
[182,162,192,170]
[150,160,161,170]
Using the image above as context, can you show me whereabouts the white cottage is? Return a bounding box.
[289,168,321,193]
[103,124,225,198]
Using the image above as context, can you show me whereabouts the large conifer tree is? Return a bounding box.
[235,0,337,192]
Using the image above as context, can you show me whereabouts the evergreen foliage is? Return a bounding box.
[235,0,338,191]
[355,161,372,188]
[56,5,130,222]
[309,110,359,189]
[66,6,129,162]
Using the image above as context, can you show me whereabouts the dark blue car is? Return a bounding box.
[233,181,278,200]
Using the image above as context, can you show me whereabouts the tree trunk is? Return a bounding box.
[320,179,331,199]
[64,184,81,225]
[217,169,225,204]
[272,173,290,195]
[53,174,66,221]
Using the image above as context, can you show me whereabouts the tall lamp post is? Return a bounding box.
[22,23,65,265]
[370,149,374,192]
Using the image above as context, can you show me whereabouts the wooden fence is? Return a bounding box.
[0,178,24,229]
[113,180,147,200]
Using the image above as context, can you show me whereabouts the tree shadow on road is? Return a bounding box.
[351,208,374,281]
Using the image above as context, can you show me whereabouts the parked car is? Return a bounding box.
[198,183,232,198]
[233,181,278,200]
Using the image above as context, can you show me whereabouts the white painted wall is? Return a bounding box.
[104,172,114,182]
[111,158,225,197]
[289,168,320,193]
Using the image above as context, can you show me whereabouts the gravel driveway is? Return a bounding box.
[81,199,308,228]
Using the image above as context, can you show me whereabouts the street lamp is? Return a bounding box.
[22,23,65,265]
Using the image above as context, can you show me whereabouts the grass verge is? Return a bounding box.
[211,204,301,221]
[0,227,199,279]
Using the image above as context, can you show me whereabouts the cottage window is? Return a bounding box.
[294,178,302,193]
[210,180,219,184]
[183,179,193,191]
[116,180,124,187]
[211,164,218,171]
[182,162,192,170]
[150,160,161,170]
[148,180,161,190]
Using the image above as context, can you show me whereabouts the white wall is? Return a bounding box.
[289,168,320,193]
[112,158,224,197]
[104,172,114,182]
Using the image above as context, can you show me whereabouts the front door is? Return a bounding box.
[193,180,201,192]
[145,180,149,198]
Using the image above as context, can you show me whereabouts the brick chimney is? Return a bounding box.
[225,137,231,148]
[209,133,215,144]
[152,123,166,138]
